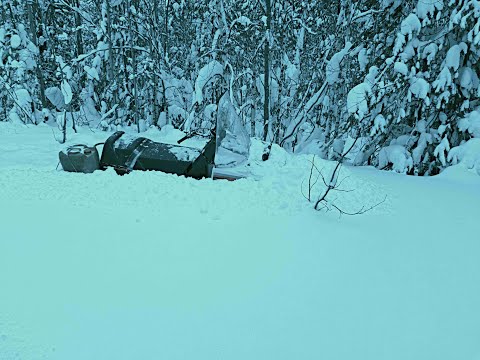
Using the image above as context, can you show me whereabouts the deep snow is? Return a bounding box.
[1,123,480,360]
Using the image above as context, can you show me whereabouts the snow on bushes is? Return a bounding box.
[45,87,65,110]
[448,139,480,175]
[458,67,479,95]
[370,114,387,136]
[394,62,408,76]
[434,136,450,166]
[401,14,422,37]
[416,0,443,20]
[347,83,372,120]
[379,145,413,173]
[394,13,421,55]
[9,88,33,124]
[458,110,480,138]
[422,43,438,65]
[194,60,223,105]
[408,77,431,105]
[10,34,21,49]
[433,67,453,93]
[445,43,468,71]
[326,42,352,85]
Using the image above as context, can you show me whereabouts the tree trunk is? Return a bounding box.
[127,0,140,132]
[161,1,170,125]
[164,0,169,57]
[61,110,67,144]
[105,0,118,121]
[151,0,160,126]
[27,0,47,110]
[1,2,7,24]
[74,0,84,57]
[6,1,17,27]
[74,0,85,89]
[263,0,271,141]
[105,0,114,83]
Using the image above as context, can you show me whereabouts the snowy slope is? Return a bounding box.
[1,123,480,360]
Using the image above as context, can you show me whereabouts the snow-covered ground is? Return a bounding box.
[1,123,480,360]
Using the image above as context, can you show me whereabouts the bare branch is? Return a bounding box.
[301,138,385,216]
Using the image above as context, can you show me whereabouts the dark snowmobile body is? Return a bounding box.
[99,131,216,178]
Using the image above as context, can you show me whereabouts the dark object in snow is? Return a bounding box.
[59,144,100,173]
[99,131,216,178]
[262,144,272,161]
[57,93,250,179]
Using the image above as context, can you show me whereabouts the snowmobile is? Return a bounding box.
[59,94,251,180]
[99,130,217,178]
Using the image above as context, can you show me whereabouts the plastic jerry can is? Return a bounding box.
[59,144,100,173]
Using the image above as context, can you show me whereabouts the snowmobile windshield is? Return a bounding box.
[215,93,251,168]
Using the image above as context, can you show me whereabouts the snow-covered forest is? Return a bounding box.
[2,0,480,174]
